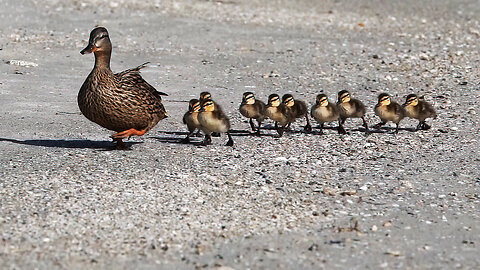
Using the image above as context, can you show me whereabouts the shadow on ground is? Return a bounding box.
[0,137,141,150]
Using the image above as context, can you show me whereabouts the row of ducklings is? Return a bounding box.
[182,90,437,146]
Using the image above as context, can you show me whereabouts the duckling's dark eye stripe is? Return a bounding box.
[380,97,389,102]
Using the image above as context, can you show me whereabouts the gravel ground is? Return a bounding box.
[1,0,479,269]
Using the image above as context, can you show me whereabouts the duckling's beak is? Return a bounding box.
[80,43,96,55]
[158,92,168,96]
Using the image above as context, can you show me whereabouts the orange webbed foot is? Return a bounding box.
[111,128,147,139]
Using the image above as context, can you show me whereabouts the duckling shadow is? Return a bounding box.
[363,126,418,134]
[150,136,202,145]
[229,129,277,138]
[155,130,190,136]
[0,137,140,149]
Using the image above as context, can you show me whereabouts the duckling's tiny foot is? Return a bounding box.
[225,139,234,147]
[338,126,347,135]
[373,123,384,129]
[422,123,431,130]
[212,132,220,137]
[304,124,312,132]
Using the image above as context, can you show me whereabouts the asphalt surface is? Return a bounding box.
[1,0,479,269]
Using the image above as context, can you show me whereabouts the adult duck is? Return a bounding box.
[78,27,167,148]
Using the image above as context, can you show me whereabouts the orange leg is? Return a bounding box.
[111,128,147,139]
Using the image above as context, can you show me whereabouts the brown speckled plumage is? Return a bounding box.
[78,27,167,145]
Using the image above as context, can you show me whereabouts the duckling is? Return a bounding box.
[239,92,267,135]
[265,94,295,137]
[181,99,201,143]
[78,27,167,149]
[199,91,220,137]
[282,94,312,132]
[336,90,369,134]
[310,94,341,134]
[373,93,405,134]
[197,99,234,146]
[403,94,437,130]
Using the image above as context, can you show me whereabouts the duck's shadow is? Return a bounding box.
[152,128,280,144]
[0,137,140,150]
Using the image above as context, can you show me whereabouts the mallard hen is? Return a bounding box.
[78,27,167,148]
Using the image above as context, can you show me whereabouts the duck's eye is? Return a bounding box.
[96,34,108,41]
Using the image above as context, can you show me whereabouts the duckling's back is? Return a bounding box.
[240,100,267,120]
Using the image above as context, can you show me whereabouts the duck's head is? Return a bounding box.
[80,27,111,55]
[188,99,201,113]
[378,93,391,106]
[338,90,351,103]
[268,94,281,107]
[282,94,295,107]
[199,91,212,102]
[404,94,419,107]
[200,99,215,112]
[316,94,329,106]
[242,92,255,105]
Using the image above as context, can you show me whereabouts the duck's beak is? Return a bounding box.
[80,43,96,55]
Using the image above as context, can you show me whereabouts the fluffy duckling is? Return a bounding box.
[181,99,201,143]
[78,27,168,149]
[282,94,312,132]
[310,94,341,134]
[199,91,221,137]
[265,94,295,137]
[403,94,437,130]
[239,92,267,135]
[197,99,234,146]
[336,90,369,134]
[373,93,405,134]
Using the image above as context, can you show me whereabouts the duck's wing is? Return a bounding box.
[115,62,168,98]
